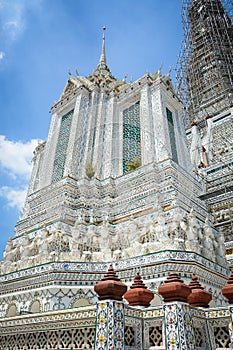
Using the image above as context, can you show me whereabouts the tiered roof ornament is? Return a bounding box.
[88,26,117,87]
[58,27,176,104]
[59,27,125,100]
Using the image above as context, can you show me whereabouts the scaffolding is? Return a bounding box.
[176,0,233,126]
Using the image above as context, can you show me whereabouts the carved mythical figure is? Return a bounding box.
[202,218,217,261]
[190,124,201,167]
[127,215,139,241]
[74,213,83,227]
[155,208,170,246]
[168,209,185,250]
[20,234,33,260]
[185,209,203,253]
[4,237,14,261]
[215,230,226,266]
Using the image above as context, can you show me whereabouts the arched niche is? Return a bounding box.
[71,298,91,308]
[6,304,17,317]
[29,300,41,313]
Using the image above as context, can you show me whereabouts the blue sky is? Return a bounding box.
[0,0,183,258]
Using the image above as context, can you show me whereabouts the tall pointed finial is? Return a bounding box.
[168,66,172,75]
[99,26,107,65]
[90,26,116,84]
[158,64,163,75]
[123,73,128,82]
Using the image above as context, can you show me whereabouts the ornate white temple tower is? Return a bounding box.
[19,30,192,231]
[0,29,228,324]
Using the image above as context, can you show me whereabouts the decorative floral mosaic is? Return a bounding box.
[1,250,227,283]
[95,301,124,350]
[52,109,74,183]
[141,307,164,319]
[123,101,141,174]
[0,307,96,328]
[1,301,233,348]
[205,307,231,319]
[228,306,233,345]
[124,306,164,320]
[164,303,195,350]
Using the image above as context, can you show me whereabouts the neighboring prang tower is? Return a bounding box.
[177,0,233,258]
[177,0,233,123]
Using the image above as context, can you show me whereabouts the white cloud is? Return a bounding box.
[3,20,24,41]
[0,0,25,41]
[0,135,39,179]
[0,51,4,60]
[0,186,27,209]
[0,135,42,210]
[0,0,43,42]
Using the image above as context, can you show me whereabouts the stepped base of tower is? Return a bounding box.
[0,252,232,350]
[3,159,225,275]
[0,250,228,319]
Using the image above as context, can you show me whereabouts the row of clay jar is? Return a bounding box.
[94,264,233,307]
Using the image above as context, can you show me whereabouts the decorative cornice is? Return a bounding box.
[0,250,228,285]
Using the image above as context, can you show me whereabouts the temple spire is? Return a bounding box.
[99,26,107,65]
[89,26,118,86]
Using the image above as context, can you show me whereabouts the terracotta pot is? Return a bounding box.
[124,273,154,307]
[158,272,191,303]
[188,274,212,307]
[94,264,127,301]
[222,269,233,304]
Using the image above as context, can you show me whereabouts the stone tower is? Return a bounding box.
[0,29,228,324]
[177,0,233,257]
[177,0,233,124]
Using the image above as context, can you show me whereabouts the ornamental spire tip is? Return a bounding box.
[99,26,107,65]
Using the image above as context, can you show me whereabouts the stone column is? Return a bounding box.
[190,123,201,167]
[63,93,83,177]
[164,302,195,350]
[100,94,115,179]
[140,84,154,165]
[222,269,233,344]
[228,306,233,345]
[151,88,170,162]
[94,265,127,350]
[95,300,125,350]
[40,112,60,187]
[159,272,195,349]
[92,92,105,177]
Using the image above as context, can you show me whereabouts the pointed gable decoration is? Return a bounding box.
[60,78,80,100]
[57,28,127,104]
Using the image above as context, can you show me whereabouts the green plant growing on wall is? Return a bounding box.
[85,160,95,179]
[127,156,141,172]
